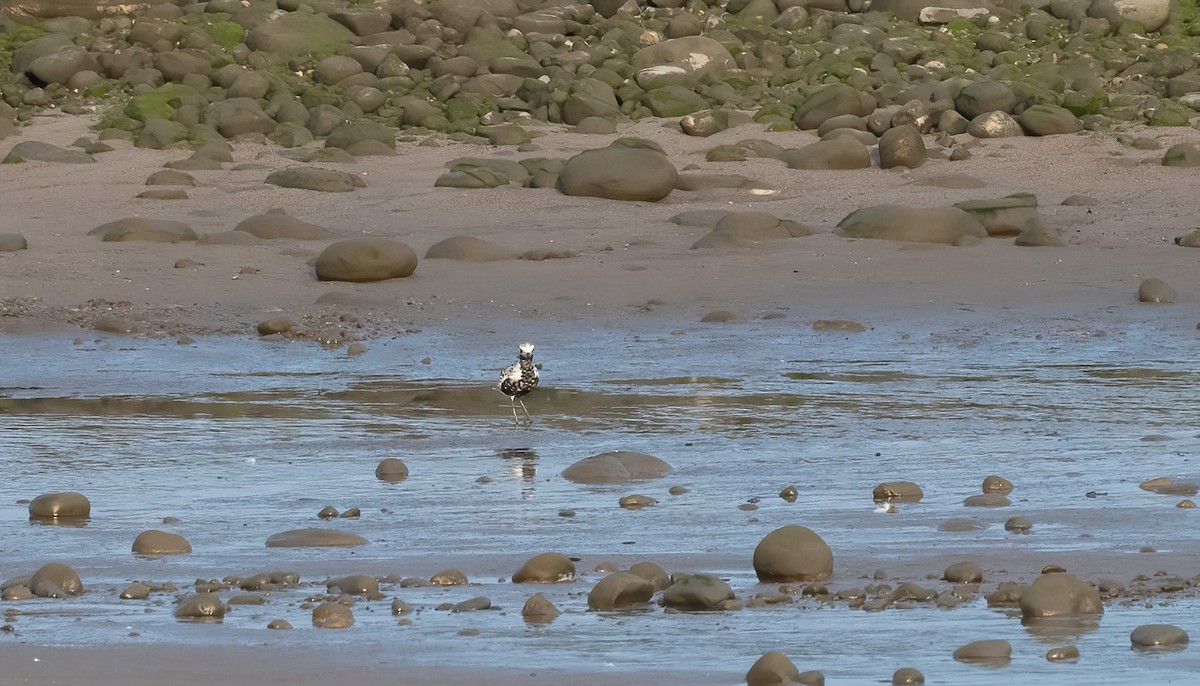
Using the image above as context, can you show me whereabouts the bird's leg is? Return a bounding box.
[516,396,532,426]
[509,396,520,427]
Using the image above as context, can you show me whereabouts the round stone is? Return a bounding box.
[561,451,672,484]
[312,601,354,628]
[513,552,576,583]
[1020,573,1103,619]
[173,592,225,620]
[982,475,1013,494]
[872,481,924,503]
[953,639,1012,664]
[944,561,983,583]
[752,524,833,583]
[558,147,678,202]
[1005,516,1033,532]
[521,592,560,622]
[28,492,91,520]
[1046,645,1079,661]
[746,651,800,686]
[587,572,655,610]
[374,458,409,482]
[30,563,83,597]
[265,528,367,548]
[892,667,925,684]
[1131,624,1188,647]
[132,529,192,555]
[315,239,418,282]
[659,573,735,611]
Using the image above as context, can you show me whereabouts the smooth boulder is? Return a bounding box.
[265,528,367,548]
[425,236,518,262]
[587,572,655,610]
[837,205,988,244]
[235,212,334,240]
[174,592,225,620]
[315,239,418,282]
[265,167,366,193]
[30,562,83,597]
[753,525,833,582]
[1019,572,1103,619]
[89,218,197,243]
[561,451,672,484]
[513,552,576,583]
[660,573,735,610]
[1131,624,1188,647]
[374,458,409,482]
[29,492,90,520]
[558,147,678,202]
[132,529,192,555]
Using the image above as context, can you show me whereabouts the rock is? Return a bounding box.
[0,234,27,251]
[701,310,743,323]
[146,170,195,186]
[315,239,418,282]
[1138,278,1176,304]
[266,167,366,193]
[619,494,657,509]
[330,575,378,595]
[627,561,672,590]
[955,81,1018,119]
[312,601,354,628]
[879,125,927,169]
[562,78,621,125]
[7,141,94,164]
[452,596,491,612]
[944,561,983,583]
[1046,645,1079,661]
[375,458,409,483]
[1017,105,1083,136]
[953,639,1012,664]
[1015,218,1065,247]
[954,194,1038,237]
[174,592,225,620]
[963,494,1010,507]
[425,236,517,262]
[1139,477,1200,495]
[587,572,655,610]
[793,83,874,130]
[326,120,395,154]
[1131,624,1188,647]
[981,475,1013,494]
[872,481,924,503]
[746,651,799,686]
[137,189,189,200]
[431,569,468,586]
[513,552,575,583]
[837,205,987,244]
[267,619,293,630]
[30,563,83,597]
[660,573,735,611]
[246,13,355,57]
[939,518,987,531]
[968,111,1024,138]
[89,217,197,243]
[28,492,90,520]
[235,212,334,240]
[753,525,833,582]
[119,583,151,600]
[1002,516,1032,534]
[780,485,799,502]
[1094,0,1170,31]
[631,36,735,89]
[645,86,707,118]
[1175,229,1200,247]
[892,667,925,684]
[522,592,560,622]
[811,320,865,332]
[256,318,295,336]
[562,451,672,484]
[779,137,871,170]
[575,117,617,134]
[692,211,811,249]
[132,530,191,555]
[1163,143,1200,167]
[206,98,276,138]
[265,528,367,548]
[681,109,744,137]
[1020,573,1103,618]
[558,147,678,202]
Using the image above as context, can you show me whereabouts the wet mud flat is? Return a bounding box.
[2,314,1200,685]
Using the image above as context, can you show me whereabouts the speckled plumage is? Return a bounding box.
[497,342,539,426]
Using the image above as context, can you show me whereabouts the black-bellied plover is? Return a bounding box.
[497,342,539,426]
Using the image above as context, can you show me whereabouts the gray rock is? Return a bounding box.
[587,572,655,610]
[315,239,418,282]
[692,212,811,248]
[1162,143,1200,167]
[146,169,195,186]
[0,234,27,251]
[631,36,735,89]
[235,212,334,240]
[837,205,988,244]
[206,98,276,138]
[558,147,677,202]
[955,80,1018,119]
[954,194,1038,236]
[879,124,927,169]
[1138,278,1176,303]
[266,167,366,193]
[246,13,356,57]
[326,120,395,152]
[660,573,735,610]
[425,236,517,262]
[1131,624,1189,647]
[27,45,99,86]
[562,78,621,126]
[1017,105,1083,136]
[968,111,1024,138]
[89,217,198,243]
[779,136,871,170]
[793,83,875,130]
[1020,573,1103,618]
[7,141,94,164]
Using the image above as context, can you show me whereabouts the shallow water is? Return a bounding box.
[2,315,1199,683]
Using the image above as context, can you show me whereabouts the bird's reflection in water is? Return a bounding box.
[497,448,538,499]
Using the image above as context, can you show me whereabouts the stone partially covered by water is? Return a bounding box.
[1020,573,1103,619]
[660,573,735,611]
[264,528,367,548]
[1130,624,1189,648]
[561,450,672,484]
[587,572,654,611]
[512,552,575,584]
[28,492,90,520]
[753,525,833,583]
[131,529,191,555]
[29,562,83,598]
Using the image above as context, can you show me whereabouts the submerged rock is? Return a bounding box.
[587,572,654,610]
[562,451,672,484]
[1020,573,1103,619]
[28,492,90,520]
[265,528,367,548]
[513,552,575,583]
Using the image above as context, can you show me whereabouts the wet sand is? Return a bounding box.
[3,111,1200,684]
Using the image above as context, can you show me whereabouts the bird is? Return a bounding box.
[874,500,897,514]
[497,342,539,426]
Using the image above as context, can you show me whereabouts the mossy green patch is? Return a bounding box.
[205,21,246,50]
[124,83,200,122]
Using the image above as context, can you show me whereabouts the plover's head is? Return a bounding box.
[518,342,535,354]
